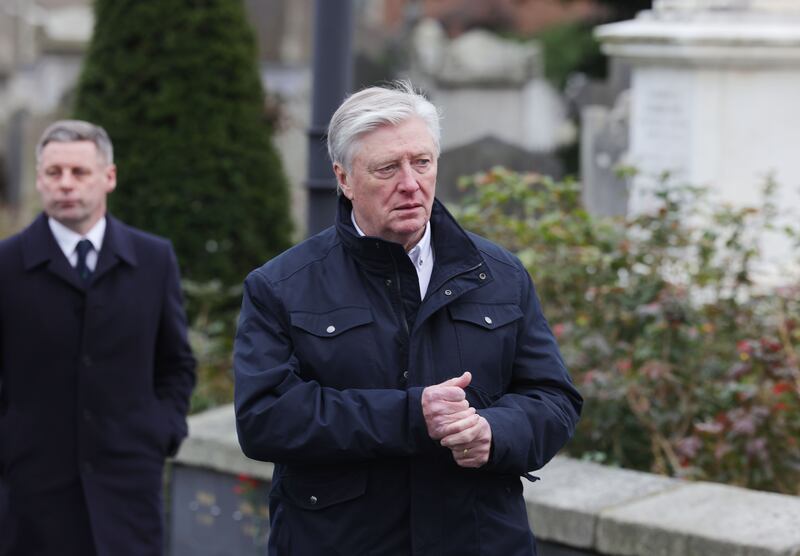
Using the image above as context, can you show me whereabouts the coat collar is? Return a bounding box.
[335,196,486,290]
[22,213,138,289]
[336,196,408,272]
[94,214,138,275]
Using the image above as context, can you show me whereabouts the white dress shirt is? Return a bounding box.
[351,211,435,299]
[48,216,107,272]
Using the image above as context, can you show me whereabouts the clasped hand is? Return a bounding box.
[421,372,492,468]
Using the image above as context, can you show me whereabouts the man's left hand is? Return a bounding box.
[441,415,492,468]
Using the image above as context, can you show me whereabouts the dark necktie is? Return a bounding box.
[75,239,93,283]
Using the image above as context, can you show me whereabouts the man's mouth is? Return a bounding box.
[395,203,421,211]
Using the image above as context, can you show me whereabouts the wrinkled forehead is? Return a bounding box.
[350,119,437,165]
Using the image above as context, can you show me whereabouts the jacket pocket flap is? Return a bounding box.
[290,307,373,337]
[448,303,523,329]
[276,469,367,510]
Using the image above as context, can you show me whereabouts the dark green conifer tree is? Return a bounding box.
[73,0,292,288]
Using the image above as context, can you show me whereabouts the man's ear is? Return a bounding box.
[105,164,118,193]
[333,163,353,200]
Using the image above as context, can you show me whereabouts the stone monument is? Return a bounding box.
[580,91,630,218]
[596,0,800,278]
[410,18,570,155]
[408,18,570,204]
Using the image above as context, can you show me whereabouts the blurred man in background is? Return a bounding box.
[0,120,195,556]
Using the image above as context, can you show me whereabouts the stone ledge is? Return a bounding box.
[175,404,800,556]
[524,457,683,549]
[596,482,800,556]
[174,404,273,480]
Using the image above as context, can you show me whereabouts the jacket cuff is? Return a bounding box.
[478,407,532,474]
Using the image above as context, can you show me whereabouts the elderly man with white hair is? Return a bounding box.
[234,81,582,556]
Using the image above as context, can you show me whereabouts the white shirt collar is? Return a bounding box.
[350,211,366,238]
[350,211,435,299]
[407,221,432,270]
[48,216,107,268]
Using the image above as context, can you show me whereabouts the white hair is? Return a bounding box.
[327,80,442,178]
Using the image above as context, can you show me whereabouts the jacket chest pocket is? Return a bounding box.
[447,302,523,402]
[289,306,379,389]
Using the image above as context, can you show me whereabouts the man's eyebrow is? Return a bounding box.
[370,151,433,166]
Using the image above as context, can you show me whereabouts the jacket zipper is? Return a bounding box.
[389,248,410,338]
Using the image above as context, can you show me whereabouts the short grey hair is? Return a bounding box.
[36,119,114,165]
[327,80,441,174]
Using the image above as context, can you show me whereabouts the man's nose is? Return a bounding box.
[58,172,76,189]
[396,161,420,192]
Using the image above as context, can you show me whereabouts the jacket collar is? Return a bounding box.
[336,196,408,272]
[22,212,138,289]
[335,196,485,288]
[94,214,138,275]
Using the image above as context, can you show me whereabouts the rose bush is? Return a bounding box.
[453,168,800,494]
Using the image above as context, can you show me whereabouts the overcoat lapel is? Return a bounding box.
[21,213,85,291]
[93,215,137,284]
[20,213,138,291]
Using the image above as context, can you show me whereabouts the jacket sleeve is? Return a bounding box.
[153,244,197,456]
[478,265,583,475]
[234,271,437,465]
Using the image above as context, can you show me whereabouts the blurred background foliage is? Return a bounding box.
[182,280,241,413]
[73,0,292,290]
[71,0,294,413]
[453,168,800,494]
[534,20,606,89]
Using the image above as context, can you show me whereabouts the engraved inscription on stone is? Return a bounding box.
[632,81,692,178]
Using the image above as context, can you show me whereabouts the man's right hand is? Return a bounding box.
[421,372,478,440]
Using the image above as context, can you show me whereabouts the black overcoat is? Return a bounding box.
[0,213,196,556]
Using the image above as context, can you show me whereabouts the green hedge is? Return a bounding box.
[73,0,292,289]
[454,168,800,494]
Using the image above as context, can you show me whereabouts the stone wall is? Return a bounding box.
[173,404,800,556]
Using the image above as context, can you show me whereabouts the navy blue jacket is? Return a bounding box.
[0,214,196,556]
[234,198,582,555]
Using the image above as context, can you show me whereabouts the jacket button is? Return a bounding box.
[326,325,336,334]
[309,495,318,505]
[385,279,392,286]
[444,289,452,296]
[402,370,409,380]
[484,316,493,325]
[479,272,487,280]
[82,355,93,367]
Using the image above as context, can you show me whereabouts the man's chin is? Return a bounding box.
[390,222,426,246]
[48,210,87,228]
[392,219,425,234]
[52,211,79,222]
